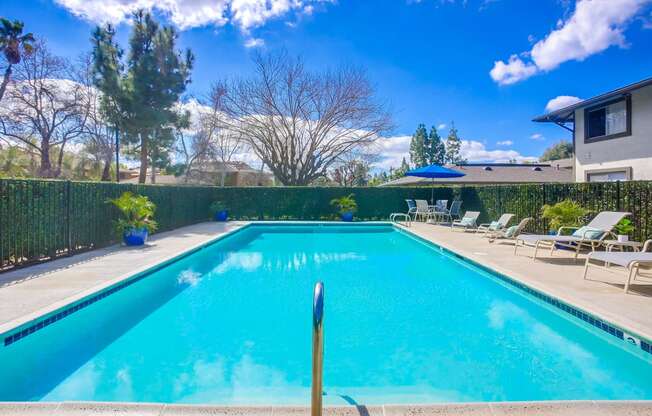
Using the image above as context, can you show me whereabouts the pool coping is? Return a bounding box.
[1,400,652,415]
[3,220,652,352]
[1,221,652,407]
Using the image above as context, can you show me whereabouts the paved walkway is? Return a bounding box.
[402,222,652,341]
[0,221,248,335]
[2,401,652,416]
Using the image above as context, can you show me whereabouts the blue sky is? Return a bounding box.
[4,0,652,169]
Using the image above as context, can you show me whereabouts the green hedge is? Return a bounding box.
[2,178,652,271]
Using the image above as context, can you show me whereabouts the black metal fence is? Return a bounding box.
[2,178,652,272]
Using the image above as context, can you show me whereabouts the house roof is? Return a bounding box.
[532,76,652,124]
[379,163,573,186]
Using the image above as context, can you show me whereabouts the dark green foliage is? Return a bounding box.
[445,122,465,164]
[426,126,446,165]
[409,124,427,168]
[3,179,652,272]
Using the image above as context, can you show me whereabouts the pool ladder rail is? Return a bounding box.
[312,282,324,416]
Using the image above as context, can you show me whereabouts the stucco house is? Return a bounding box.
[534,77,652,182]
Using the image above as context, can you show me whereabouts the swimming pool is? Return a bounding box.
[1,223,651,404]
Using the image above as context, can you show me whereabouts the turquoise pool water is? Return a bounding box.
[1,224,651,404]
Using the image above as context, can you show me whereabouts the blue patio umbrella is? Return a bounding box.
[405,164,466,205]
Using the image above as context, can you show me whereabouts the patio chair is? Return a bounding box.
[405,199,417,220]
[477,213,514,234]
[514,211,631,261]
[389,200,416,225]
[583,240,652,293]
[486,217,531,242]
[451,211,480,232]
[439,200,463,224]
[414,199,434,222]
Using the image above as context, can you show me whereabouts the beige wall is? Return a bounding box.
[574,84,652,182]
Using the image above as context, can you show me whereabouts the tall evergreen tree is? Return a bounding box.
[91,11,193,183]
[445,121,465,164]
[409,124,427,168]
[426,125,446,165]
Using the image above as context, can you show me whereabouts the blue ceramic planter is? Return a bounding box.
[123,228,148,246]
[214,210,228,222]
[340,212,354,222]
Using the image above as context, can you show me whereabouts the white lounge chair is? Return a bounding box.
[514,211,631,261]
[414,199,434,222]
[487,217,531,242]
[477,213,514,234]
[583,240,652,293]
[451,211,480,231]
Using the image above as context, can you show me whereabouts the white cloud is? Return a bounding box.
[530,133,544,140]
[460,140,537,163]
[545,95,582,112]
[244,37,265,48]
[373,135,536,170]
[489,54,538,86]
[490,0,651,85]
[496,140,513,146]
[53,0,332,32]
[374,135,412,171]
[437,123,447,130]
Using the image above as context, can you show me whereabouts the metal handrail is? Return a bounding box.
[311,282,324,416]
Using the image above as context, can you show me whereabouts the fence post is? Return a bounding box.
[616,180,621,211]
[65,180,72,256]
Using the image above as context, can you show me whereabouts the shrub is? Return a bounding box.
[107,191,158,236]
[330,193,358,215]
[541,199,589,232]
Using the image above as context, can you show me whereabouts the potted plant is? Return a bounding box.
[614,218,635,242]
[541,200,589,249]
[210,201,228,222]
[541,199,589,234]
[330,194,357,222]
[107,192,158,246]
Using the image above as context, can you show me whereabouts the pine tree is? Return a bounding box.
[91,11,193,183]
[426,125,446,165]
[445,122,465,165]
[409,124,427,168]
[398,157,410,176]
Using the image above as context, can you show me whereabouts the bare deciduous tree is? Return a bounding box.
[205,88,245,186]
[0,40,88,178]
[175,117,214,184]
[214,51,392,186]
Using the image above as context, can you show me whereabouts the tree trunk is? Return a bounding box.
[138,132,148,184]
[0,65,12,104]
[101,160,111,181]
[220,170,226,187]
[151,146,157,184]
[39,143,53,178]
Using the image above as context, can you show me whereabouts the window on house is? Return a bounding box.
[584,97,630,142]
[587,170,628,182]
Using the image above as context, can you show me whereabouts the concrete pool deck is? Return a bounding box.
[2,401,652,416]
[2,221,652,415]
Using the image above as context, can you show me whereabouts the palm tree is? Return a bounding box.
[0,18,34,103]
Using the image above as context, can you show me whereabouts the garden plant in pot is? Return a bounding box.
[330,194,357,222]
[108,192,158,246]
[541,199,589,249]
[614,218,635,243]
[210,201,228,222]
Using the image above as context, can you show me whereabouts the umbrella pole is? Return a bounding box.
[430,179,434,205]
